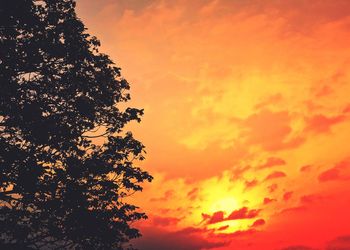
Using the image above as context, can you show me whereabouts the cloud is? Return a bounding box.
[265,171,287,181]
[267,183,278,193]
[227,207,260,220]
[241,110,304,151]
[133,226,229,250]
[300,165,312,172]
[203,207,260,225]
[160,0,350,34]
[283,191,293,201]
[187,187,199,201]
[216,228,257,239]
[152,215,181,227]
[256,157,286,170]
[315,85,333,97]
[245,179,259,190]
[204,211,225,224]
[318,159,350,182]
[251,219,266,227]
[280,246,315,250]
[343,104,350,113]
[305,114,345,134]
[255,93,283,110]
[304,100,323,113]
[279,206,307,214]
[300,194,326,204]
[231,165,251,180]
[326,235,350,250]
[216,225,229,231]
[311,69,347,99]
[319,167,341,182]
[260,0,350,32]
[149,189,174,202]
[263,197,276,205]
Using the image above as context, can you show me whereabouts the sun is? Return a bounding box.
[202,197,242,233]
[208,197,239,214]
[185,174,263,233]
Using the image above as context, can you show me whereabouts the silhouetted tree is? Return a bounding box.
[0,0,152,249]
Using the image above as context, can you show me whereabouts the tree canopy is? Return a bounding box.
[0,0,152,249]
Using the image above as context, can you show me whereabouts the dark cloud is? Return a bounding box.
[152,215,181,227]
[77,0,155,19]
[283,191,293,201]
[279,206,307,214]
[318,159,350,182]
[202,207,260,225]
[263,197,276,205]
[267,183,278,193]
[305,114,345,134]
[114,0,154,12]
[326,235,350,250]
[300,194,326,204]
[187,187,199,201]
[319,167,341,182]
[256,157,286,170]
[133,226,228,250]
[216,225,229,231]
[265,171,287,181]
[245,179,259,190]
[280,246,315,250]
[250,0,350,34]
[216,228,257,238]
[300,165,312,172]
[227,207,260,220]
[206,211,225,224]
[251,219,265,227]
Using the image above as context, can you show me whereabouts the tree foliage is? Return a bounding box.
[0,0,152,249]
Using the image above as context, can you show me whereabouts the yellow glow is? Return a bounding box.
[207,197,239,214]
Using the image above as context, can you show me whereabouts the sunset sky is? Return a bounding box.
[76,1,350,249]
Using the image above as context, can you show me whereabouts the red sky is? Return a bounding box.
[76,1,350,249]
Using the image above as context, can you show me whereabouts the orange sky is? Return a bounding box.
[77,1,350,249]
